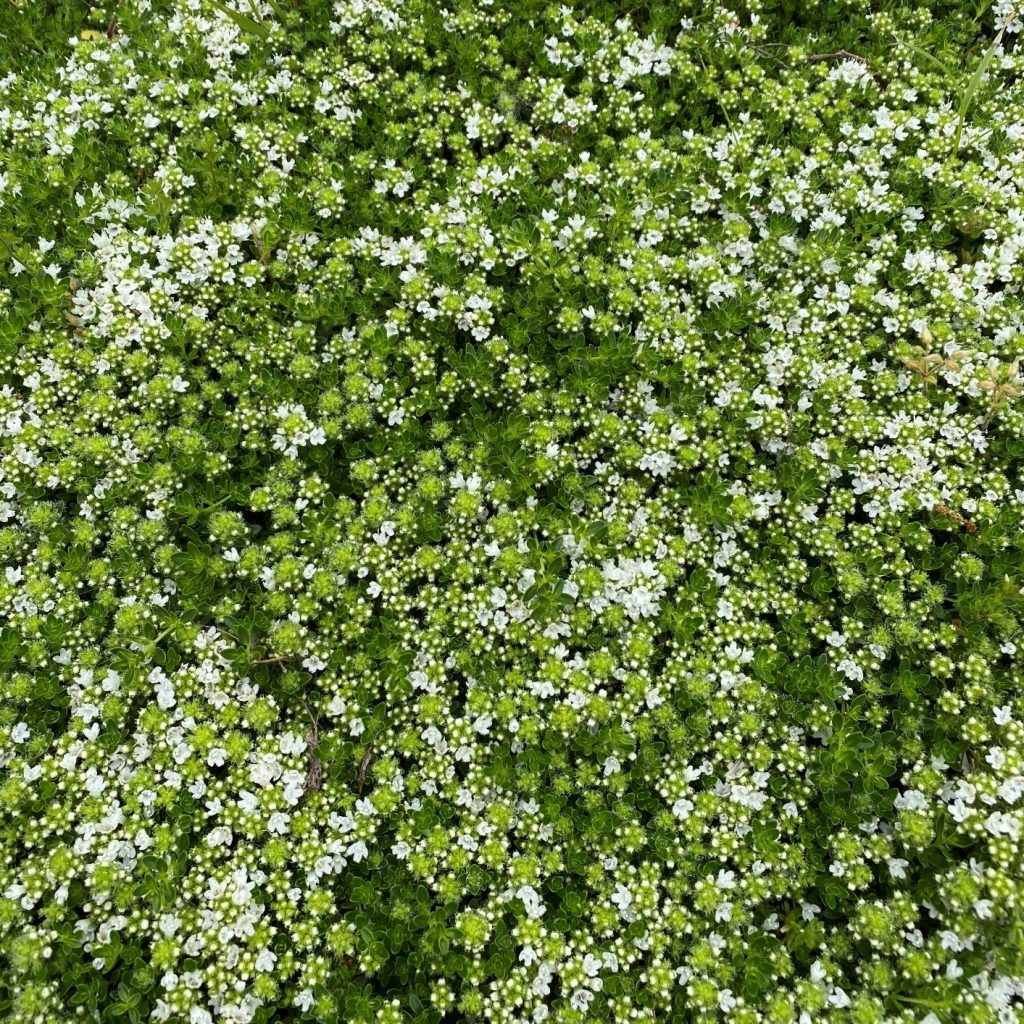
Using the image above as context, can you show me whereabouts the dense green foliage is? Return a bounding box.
[1,1,1024,1022]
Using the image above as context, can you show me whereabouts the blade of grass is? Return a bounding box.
[209,0,270,38]
[950,20,1007,155]
[900,38,956,78]
[970,0,994,29]
[246,0,286,24]
[953,11,1014,157]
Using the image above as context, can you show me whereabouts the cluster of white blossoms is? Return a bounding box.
[271,403,327,460]
[1,1,1024,1023]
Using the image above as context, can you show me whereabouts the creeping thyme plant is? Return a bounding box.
[3,0,1024,1022]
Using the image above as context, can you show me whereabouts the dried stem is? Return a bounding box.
[806,49,869,64]
[357,743,375,793]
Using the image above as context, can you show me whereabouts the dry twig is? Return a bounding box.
[302,700,322,792]
[933,503,978,535]
[806,48,869,64]
[357,743,375,792]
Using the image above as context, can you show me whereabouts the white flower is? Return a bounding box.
[206,827,232,848]
[672,797,694,819]
[255,949,277,973]
[638,451,676,477]
[985,812,1019,838]
[887,858,909,879]
[373,520,396,545]
[610,884,633,913]
[516,885,545,919]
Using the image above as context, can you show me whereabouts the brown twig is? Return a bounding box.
[806,48,885,89]
[252,654,289,666]
[746,43,792,70]
[933,503,978,535]
[302,699,322,791]
[106,0,124,40]
[357,743,375,792]
[304,738,323,791]
[806,49,869,64]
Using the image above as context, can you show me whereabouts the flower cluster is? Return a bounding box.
[1,1,1024,1023]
